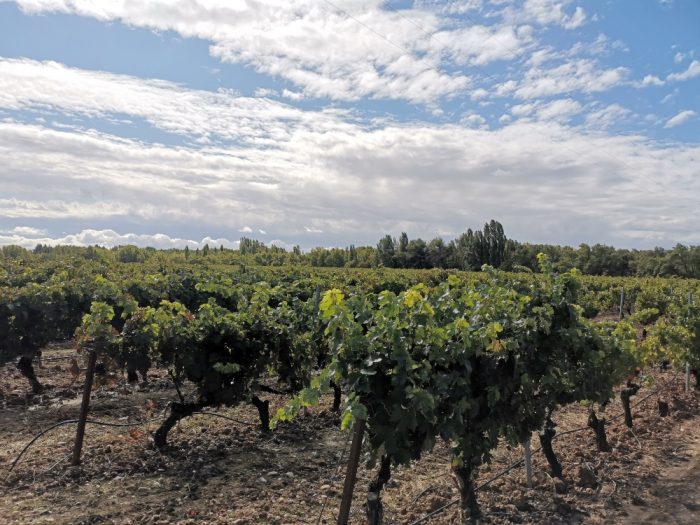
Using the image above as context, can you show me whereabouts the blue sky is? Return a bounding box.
[0,0,698,250]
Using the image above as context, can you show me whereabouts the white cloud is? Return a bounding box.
[304,226,323,233]
[0,228,297,250]
[505,59,628,99]
[238,226,253,233]
[664,110,697,129]
[584,104,631,129]
[501,0,586,29]
[282,89,305,101]
[511,102,538,117]
[0,226,49,236]
[416,0,483,15]
[667,60,700,82]
[268,239,294,250]
[640,74,665,87]
[660,91,676,104]
[674,52,685,64]
[431,24,533,67]
[14,0,493,103]
[0,228,242,250]
[2,112,700,247]
[0,57,354,145]
[510,98,582,123]
[0,55,699,248]
[535,98,582,122]
[461,113,488,128]
[254,88,279,98]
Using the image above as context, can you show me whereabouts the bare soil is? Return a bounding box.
[1,345,699,524]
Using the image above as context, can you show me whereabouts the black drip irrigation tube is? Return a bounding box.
[5,417,162,478]
[5,407,265,481]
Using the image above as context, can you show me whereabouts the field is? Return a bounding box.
[2,256,700,524]
[1,343,699,524]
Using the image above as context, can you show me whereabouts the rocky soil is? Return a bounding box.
[1,345,699,524]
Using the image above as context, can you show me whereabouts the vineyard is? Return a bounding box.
[1,252,699,524]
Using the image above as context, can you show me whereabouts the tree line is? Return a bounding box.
[4,220,700,278]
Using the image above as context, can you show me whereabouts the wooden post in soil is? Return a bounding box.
[337,419,366,525]
[618,287,625,321]
[523,439,533,488]
[685,293,693,392]
[72,349,97,466]
[313,284,322,315]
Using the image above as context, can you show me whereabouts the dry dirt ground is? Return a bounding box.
[1,344,699,525]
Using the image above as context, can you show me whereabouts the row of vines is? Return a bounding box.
[2,254,700,523]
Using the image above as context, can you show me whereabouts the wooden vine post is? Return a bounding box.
[685,293,693,393]
[687,363,692,393]
[313,284,322,315]
[618,287,625,321]
[337,419,366,525]
[72,349,97,466]
[523,439,533,488]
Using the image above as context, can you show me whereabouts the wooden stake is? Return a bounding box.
[337,419,366,525]
[313,284,322,315]
[72,350,97,466]
[523,439,533,489]
[618,287,625,321]
[686,293,693,393]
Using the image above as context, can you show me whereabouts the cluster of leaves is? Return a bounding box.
[641,295,700,376]
[276,258,639,517]
[70,281,328,442]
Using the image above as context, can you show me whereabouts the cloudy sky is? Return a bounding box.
[0,0,698,250]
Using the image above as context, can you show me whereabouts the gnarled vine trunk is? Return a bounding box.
[453,461,480,522]
[365,455,391,525]
[620,382,640,428]
[587,410,611,452]
[251,395,270,432]
[539,416,563,479]
[331,381,342,412]
[154,401,206,448]
[16,355,42,393]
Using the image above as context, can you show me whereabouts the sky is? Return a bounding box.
[0,0,699,251]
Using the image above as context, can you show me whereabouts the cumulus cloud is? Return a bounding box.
[10,0,601,105]
[254,88,279,98]
[664,110,696,128]
[0,226,48,236]
[667,60,700,82]
[502,59,628,99]
[510,98,583,123]
[535,98,582,122]
[498,0,586,29]
[640,74,665,87]
[0,57,353,145]
[13,0,496,103]
[416,0,483,15]
[461,113,488,128]
[0,228,240,249]
[584,104,631,129]
[2,109,700,247]
[0,47,698,248]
